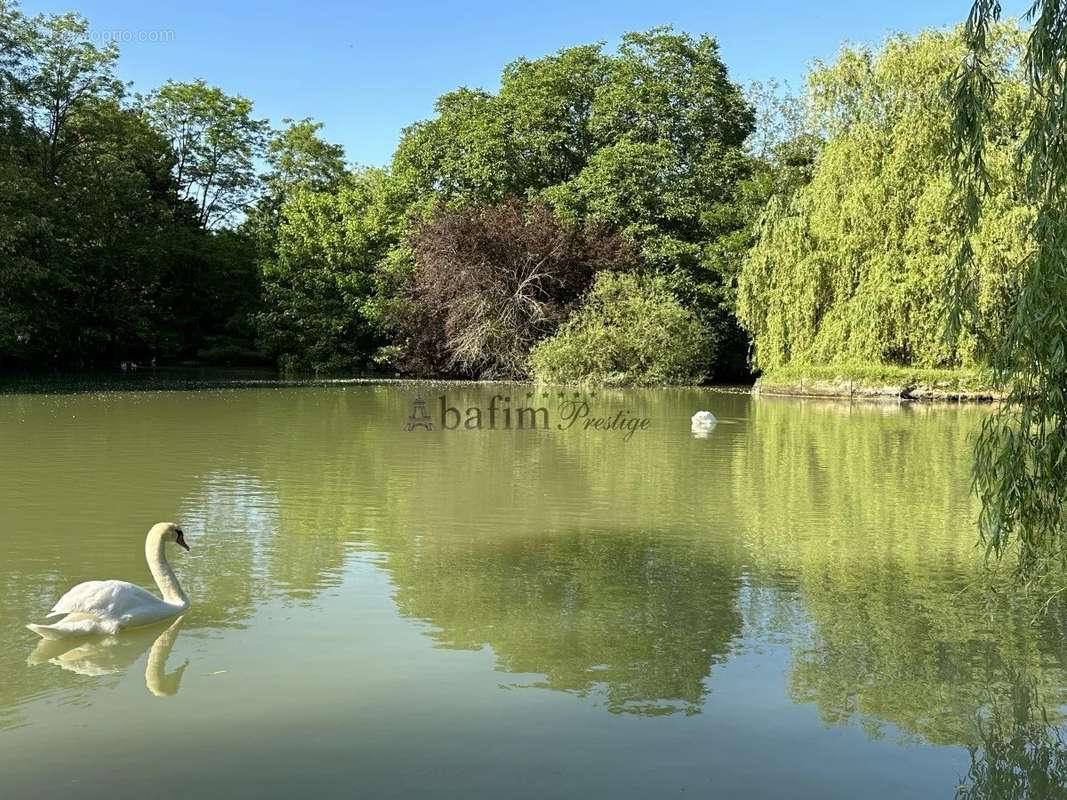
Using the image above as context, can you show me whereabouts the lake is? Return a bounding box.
[1,377,1065,798]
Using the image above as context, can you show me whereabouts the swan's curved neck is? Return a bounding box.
[146,530,188,608]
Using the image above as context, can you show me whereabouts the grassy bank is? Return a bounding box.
[754,365,1000,402]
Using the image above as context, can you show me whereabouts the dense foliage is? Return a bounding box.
[529,272,710,386]
[0,2,263,365]
[142,80,269,229]
[252,168,404,372]
[738,26,1030,373]
[399,203,636,378]
[952,0,1067,578]
[374,27,756,380]
[0,8,761,383]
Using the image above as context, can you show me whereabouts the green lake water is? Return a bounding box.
[1,377,1066,798]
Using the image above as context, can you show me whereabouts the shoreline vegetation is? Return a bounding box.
[0,2,1046,414]
[754,366,1001,403]
[0,363,1000,406]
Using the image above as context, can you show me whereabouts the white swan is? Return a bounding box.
[691,410,717,429]
[27,522,190,639]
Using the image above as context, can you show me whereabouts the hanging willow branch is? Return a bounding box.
[951,0,1067,577]
[946,1,1002,339]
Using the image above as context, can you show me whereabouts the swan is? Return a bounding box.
[27,523,190,639]
[691,410,718,439]
[691,410,717,429]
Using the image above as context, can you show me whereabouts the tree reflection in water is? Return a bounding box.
[957,674,1067,799]
[381,529,743,715]
[5,384,1067,770]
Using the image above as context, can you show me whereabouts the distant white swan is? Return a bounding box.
[27,523,190,639]
[691,410,717,429]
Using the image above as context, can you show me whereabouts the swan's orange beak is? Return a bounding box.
[176,532,190,551]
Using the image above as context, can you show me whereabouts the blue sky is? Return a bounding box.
[22,0,1029,167]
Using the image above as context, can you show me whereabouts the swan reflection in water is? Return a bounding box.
[27,615,188,697]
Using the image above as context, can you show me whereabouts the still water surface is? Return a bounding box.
[1,378,1066,798]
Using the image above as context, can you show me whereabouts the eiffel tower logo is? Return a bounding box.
[404,394,434,431]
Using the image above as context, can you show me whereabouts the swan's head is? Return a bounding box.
[156,522,190,551]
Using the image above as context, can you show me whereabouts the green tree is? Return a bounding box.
[738,25,1029,374]
[0,1,31,106]
[14,11,122,183]
[143,80,268,228]
[951,1,1067,576]
[244,117,348,256]
[0,7,147,362]
[255,168,406,372]
[392,87,515,203]
[0,3,39,358]
[498,44,607,189]
[530,272,711,386]
[0,4,262,366]
[543,28,754,364]
[264,118,346,194]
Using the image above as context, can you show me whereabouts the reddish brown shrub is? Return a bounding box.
[398,202,637,378]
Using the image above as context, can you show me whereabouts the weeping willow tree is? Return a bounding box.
[951,2,1067,577]
[738,25,1030,373]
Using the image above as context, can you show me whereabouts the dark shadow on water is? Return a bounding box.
[0,367,395,395]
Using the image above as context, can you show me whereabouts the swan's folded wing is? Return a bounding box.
[48,580,159,618]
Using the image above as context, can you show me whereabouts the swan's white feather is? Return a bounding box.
[50,580,162,620]
[27,613,120,639]
[43,580,181,632]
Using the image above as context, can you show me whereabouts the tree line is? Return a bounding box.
[0,2,1054,396]
[0,4,265,365]
[0,2,797,381]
